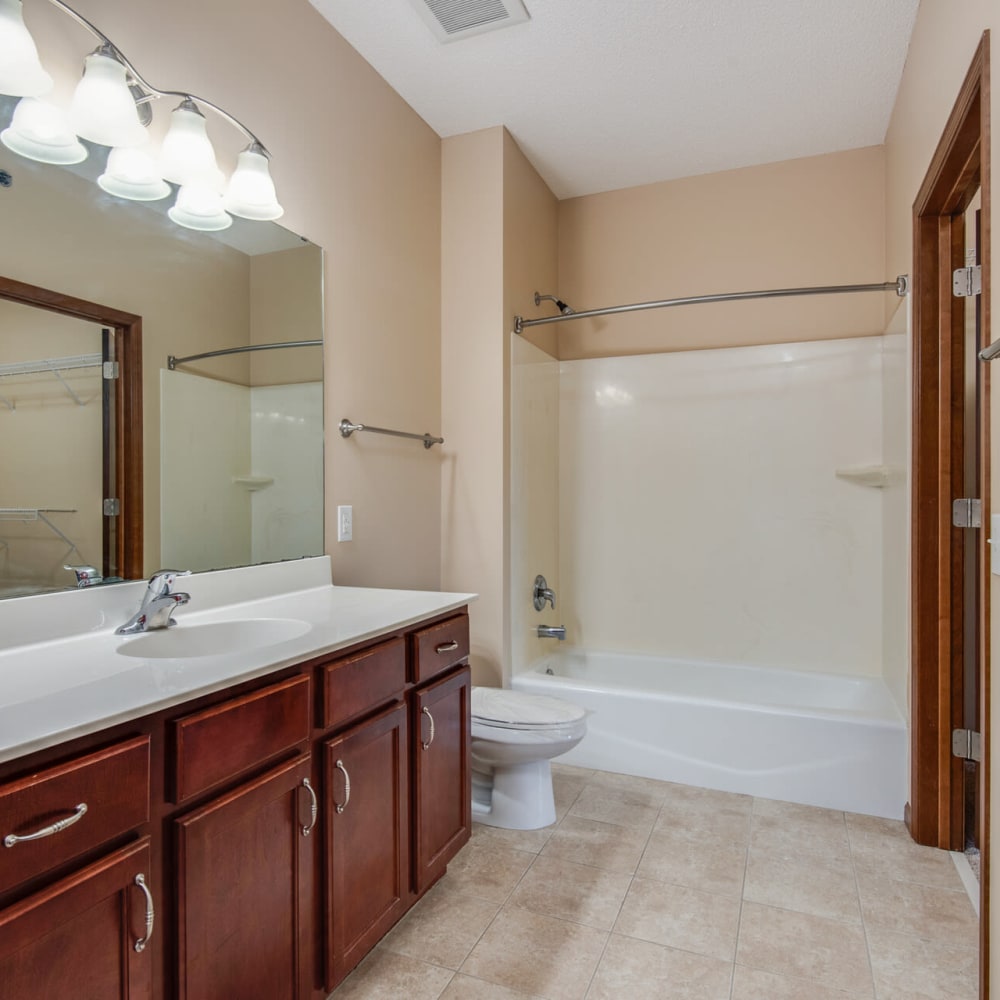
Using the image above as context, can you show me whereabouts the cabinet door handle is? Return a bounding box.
[301,777,318,836]
[334,760,351,814]
[4,802,88,847]
[133,873,155,953]
[421,707,436,750]
[435,640,459,654]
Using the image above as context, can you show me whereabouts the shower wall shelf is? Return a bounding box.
[232,476,275,492]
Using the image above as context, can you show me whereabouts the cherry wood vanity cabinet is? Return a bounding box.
[0,603,472,1000]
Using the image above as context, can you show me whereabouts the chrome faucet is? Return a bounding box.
[65,564,103,588]
[116,569,192,635]
[532,574,556,611]
[537,624,567,641]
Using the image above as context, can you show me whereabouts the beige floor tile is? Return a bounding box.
[732,965,870,999]
[569,783,660,833]
[743,848,861,923]
[330,948,454,1000]
[586,933,732,1000]
[637,828,747,896]
[655,787,752,847]
[614,876,740,962]
[471,820,555,855]
[749,799,851,861]
[541,814,650,875]
[552,763,595,780]
[381,881,500,969]
[867,925,978,999]
[438,841,534,903]
[736,902,873,996]
[508,854,631,930]
[856,871,978,949]
[585,769,674,806]
[440,974,546,999]
[460,907,607,1000]
[553,773,586,819]
[847,814,967,890]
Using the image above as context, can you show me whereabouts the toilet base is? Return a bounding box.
[471,758,556,830]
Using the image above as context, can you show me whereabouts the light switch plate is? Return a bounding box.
[337,505,353,542]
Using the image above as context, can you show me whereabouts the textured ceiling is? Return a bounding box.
[309,0,919,200]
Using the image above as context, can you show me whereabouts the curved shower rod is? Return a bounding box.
[513,275,910,335]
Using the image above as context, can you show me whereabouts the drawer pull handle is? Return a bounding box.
[334,760,351,814]
[435,640,459,654]
[4,802,88,847]
[133,873,155,953]
[421,707,436,750]
[301,778,318,836]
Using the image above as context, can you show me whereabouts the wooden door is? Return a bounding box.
[0,837,153,999]
[324,701,409,991]
[412,665,471,895]
[175,755,313,1000]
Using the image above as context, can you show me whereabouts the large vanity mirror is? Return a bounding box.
[0,126,324,599]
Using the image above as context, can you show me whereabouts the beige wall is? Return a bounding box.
[557,147,888,360]
[883,0,997,978]
[19,0,444,591]
[441,128,505,686]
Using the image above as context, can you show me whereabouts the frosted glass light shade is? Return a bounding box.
[0,0,52,96]
[160,101,224,191]
[98,146,170,201]
[0,96,86,164]
[69,49,147,148]
[168,183,232,232]
[224,146,284,221]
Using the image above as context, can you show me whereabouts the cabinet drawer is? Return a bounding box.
[411,614,470,685]
[173,674,310,803]
[320,638,406,731]
[0,736,150,895]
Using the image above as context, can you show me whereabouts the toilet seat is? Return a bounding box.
[471,686,586,735]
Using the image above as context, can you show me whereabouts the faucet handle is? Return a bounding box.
[65,565,102,588]
[146,568,191,596]
[532,574,556,611]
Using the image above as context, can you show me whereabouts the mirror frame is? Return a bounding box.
[0,274,143,581]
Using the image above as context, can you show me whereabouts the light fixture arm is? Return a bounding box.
[44,0,269,154]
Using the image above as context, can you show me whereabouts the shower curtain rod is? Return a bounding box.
[513,275,909,335]
[167,339,322,370]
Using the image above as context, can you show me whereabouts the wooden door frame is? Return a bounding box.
[909,29,990,995]
[0,275,143,580]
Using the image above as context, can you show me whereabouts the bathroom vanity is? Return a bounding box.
[0,559,474,999]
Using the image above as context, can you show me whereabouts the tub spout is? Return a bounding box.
[537,624,566,641]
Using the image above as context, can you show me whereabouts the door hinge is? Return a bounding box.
[103,361,119,380]
[103,498,120,516]
[952,728,983,763]
[952,498,982,528]
[953,265,982,298]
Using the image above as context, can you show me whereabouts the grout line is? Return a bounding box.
[846,810,880,1000]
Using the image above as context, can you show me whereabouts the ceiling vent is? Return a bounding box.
[408,0,530,43]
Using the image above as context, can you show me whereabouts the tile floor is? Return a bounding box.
[329,764,979,1000]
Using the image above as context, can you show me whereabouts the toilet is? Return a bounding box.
[471,686,587,830]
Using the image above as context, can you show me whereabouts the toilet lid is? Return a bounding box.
[472,687,586,729]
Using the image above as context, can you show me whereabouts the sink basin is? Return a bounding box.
[117,618,311,659]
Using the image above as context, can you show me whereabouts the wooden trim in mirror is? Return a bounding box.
[0,274,143,581]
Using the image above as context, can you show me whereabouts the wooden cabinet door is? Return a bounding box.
[412,665,471,894]
[175,755,314,1000]
[324,701,408,990]
[0,838,154,1000]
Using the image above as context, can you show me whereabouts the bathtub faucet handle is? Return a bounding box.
[533,574,556,611]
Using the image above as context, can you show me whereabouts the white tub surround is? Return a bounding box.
[514,648,906,819]
[0,556,476,763]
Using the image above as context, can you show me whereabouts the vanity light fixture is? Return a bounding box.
[0,0,284,229]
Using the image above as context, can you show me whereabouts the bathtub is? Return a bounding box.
[513,648,907,819]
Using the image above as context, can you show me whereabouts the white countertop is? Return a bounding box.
[0,558,475,764]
